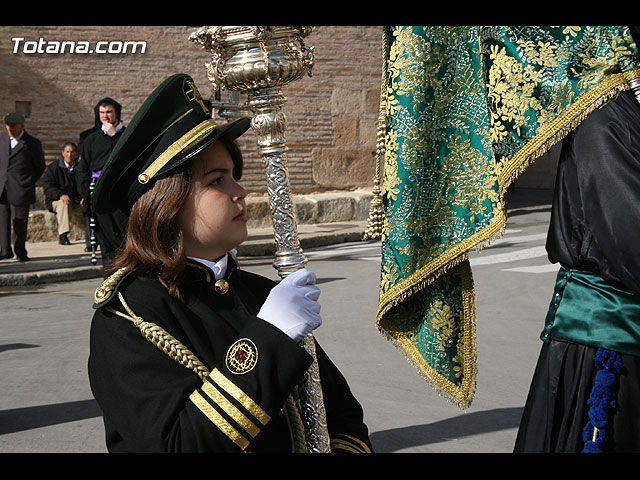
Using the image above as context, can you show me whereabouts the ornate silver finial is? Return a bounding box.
[190,26,329,454]
[190,26,315,276]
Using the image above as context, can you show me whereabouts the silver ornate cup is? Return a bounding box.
[190,25,330,453]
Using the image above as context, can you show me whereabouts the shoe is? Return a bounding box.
[59,233,71,245]
[17,255,30,262]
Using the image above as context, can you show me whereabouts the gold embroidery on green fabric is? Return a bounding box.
[376,25,640,408]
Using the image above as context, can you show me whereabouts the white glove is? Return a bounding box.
[257,268,322,343]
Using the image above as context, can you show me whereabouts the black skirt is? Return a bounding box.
[514,338,640,453]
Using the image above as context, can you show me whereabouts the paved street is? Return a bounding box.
[0,200,556,453]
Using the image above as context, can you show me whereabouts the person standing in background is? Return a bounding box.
[0,113,45,261]
[76,98,128,267]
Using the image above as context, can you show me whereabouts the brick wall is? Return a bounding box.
[0,26,383,195]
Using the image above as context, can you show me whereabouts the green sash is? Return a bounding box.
[376,26,640,408]
[542,267,640,358]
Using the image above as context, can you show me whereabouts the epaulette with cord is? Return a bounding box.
[91,267,310,453]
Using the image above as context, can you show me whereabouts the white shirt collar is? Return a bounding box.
[187,249,237,280]
[9,130,24,148]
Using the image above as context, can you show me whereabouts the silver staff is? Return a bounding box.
[190,25,330,453]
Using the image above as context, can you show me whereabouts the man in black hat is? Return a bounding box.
[0,113,46,261]
[76,97,128,266]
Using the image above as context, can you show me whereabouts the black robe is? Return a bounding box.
[514,90,640,452]
[88,258,373,453]
[77,98,128,260]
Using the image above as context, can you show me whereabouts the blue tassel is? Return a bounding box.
[582,348,622,453]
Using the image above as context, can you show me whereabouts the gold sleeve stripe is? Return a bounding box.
[189,390,249,450]
[201,378,261,438]
[330,439,364,453]
[330,435,372,453]
[210,368,271,425]
[341,434,372,453]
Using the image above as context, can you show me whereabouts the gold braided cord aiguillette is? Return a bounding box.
[107,292,210,380]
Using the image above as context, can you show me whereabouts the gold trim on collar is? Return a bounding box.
[138,117,218,184]
[186,261,211,283]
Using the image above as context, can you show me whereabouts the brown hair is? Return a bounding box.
[107,164,193,299]
[107,136,244,300]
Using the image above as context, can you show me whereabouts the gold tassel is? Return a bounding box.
[363,27,389,241]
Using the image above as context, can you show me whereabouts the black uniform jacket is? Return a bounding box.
[546,90,640,298]
[0,130,45,205]
[88,258,373,453]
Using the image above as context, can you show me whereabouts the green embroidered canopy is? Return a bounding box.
[375,26,640,408]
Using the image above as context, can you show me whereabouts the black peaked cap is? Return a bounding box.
[92,73,250,214]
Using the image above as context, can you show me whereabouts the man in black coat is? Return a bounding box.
[0,113,46,261]
[43,142,83,245]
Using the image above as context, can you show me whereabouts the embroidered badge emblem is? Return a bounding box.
[184,79,210,116]
[226,338,258,375]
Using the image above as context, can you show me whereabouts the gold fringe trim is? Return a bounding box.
[376,260,477,409]
[500,68,640,192]
[377,208,506,318]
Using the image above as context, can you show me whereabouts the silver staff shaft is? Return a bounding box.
[190,25,330,453]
